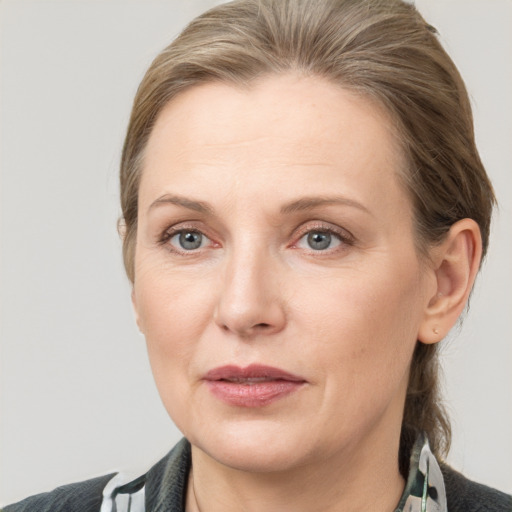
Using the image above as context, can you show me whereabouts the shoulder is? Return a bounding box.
[2,439,192,512]
[441,464,512,512]
[2,473,115,512]
[144,438,191,510]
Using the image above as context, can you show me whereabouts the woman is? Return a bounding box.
[4,0,511,510]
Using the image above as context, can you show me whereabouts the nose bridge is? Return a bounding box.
[214,236,285,336]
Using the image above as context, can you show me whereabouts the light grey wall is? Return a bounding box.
[1,0,511,505]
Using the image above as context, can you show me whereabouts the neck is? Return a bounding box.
[186,429,405,512]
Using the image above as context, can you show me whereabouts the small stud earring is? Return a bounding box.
[433,327,439,335]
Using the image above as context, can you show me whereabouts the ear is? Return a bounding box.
[117,217,127,240]
[418,218,482,344]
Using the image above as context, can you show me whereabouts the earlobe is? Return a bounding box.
[418,218,482,344]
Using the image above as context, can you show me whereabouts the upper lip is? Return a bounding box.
[203,364,306,383]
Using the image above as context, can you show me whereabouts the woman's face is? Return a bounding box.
[132,74,437,472]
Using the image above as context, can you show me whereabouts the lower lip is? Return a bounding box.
[205,380,304,407]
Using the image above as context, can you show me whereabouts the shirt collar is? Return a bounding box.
[102,434,447,512]
[395,433,448,512]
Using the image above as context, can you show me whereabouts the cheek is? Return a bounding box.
[292,260,424,386]
[134,266,215,374]
[134,270,217,432]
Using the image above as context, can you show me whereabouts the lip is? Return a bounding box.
[203,364,307,407]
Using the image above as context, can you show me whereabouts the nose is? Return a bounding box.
[214,246,287,338]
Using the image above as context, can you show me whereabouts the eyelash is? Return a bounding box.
[158,221,355,256]
[291,222,355,254]
[159,223,216,255]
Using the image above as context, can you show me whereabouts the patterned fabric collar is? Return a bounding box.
[101,434,447,512]
[395,433,448,512]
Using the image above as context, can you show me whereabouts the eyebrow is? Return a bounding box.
[148,194,370,216]
[148,194,214,214]
[280,196,371,216]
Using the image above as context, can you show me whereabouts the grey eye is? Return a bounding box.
[296,230,342,251]
[171,231,205,250]
[307,231,332,250]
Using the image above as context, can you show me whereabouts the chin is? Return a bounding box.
[189,419,315,473]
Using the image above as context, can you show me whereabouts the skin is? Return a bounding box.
[131,74,481,512]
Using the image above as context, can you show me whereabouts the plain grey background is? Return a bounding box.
[1,0,511,506]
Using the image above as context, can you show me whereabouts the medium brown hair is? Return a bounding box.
[120,0,495,472]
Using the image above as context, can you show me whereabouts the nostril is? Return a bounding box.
[219,321,274,336]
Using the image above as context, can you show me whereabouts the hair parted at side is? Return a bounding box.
[120,0,495,473]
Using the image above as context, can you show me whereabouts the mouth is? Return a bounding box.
[203,364,307,407]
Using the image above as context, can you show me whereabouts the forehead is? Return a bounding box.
[140,73,406,209]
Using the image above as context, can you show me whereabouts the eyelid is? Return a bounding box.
[159,222,220,254]
[293,221,354,243]
[290,221,355,251]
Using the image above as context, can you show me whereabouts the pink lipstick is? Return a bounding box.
[203,364,306,407]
